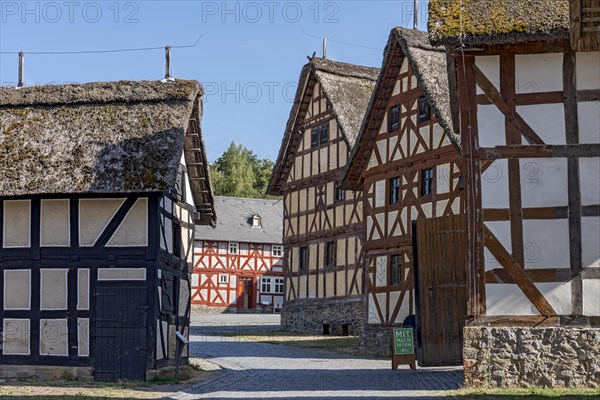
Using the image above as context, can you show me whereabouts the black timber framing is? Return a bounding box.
[0,189,195,376]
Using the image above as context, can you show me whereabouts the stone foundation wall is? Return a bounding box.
[464,326,600,388]
[281,298,364,336]
[360,325,392,357]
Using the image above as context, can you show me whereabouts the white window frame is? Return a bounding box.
[261,276,273,293]
[274,277,284,294]
[228,242,238,254]
[273,245,283,257]
[218,274,228,285]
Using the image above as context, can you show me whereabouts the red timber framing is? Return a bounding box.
[454,42,600,325]
[191,241,283,309]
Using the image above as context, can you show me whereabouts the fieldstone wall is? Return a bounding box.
[360,326,392,357]
[281,298,364,336]
[464,326,600,388]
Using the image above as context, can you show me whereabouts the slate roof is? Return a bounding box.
[267,57,379,196]
[195,196,283,244]
[341,28,459,190]
[0,80,216,226]
[428,0,570,46]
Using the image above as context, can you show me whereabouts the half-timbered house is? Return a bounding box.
[429,0,600,387]
[0,80,215,381]
[341,27,464,362]
[267,58,379,335]
[192,196,283,312]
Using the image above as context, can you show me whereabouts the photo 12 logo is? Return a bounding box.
[200,1,339,24]
[203,81,298,104]
[1,1,140,23]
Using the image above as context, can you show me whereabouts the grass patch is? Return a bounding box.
[447,387,600,399]
[0,361,215,399]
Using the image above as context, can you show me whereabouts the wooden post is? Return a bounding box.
[413,0,418,30]
[165,45,171,80]
[18,51,24,88]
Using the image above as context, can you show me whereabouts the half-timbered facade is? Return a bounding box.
[267,58,379,335]
[0,81,215,381]
[429,0,600,387]
[341,28,464,362]
[192,196,283,311]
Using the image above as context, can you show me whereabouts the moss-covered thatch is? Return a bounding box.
[341,28,459,190]
[428,0,570,45]
[267,58,379,196]
[0,80,216,226]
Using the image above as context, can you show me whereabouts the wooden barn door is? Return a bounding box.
[413,215,467,366]
[94,285,148,381]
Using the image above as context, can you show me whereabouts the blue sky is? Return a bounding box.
[1,0,429,162]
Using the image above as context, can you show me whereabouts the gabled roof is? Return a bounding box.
[428,0,570,46]
[341,28,459,190]
[267,57,379,196]
[195,196,282,244]
[0,80,216,226]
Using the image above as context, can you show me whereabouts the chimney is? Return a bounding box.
[18,51,24,88]
[413,0,418,30]
[165,45,171,80]
[323,38,327,59]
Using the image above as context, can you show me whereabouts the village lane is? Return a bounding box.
[164,314,462,400]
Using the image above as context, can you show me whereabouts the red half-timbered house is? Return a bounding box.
[429,0,600,387]
[192,196,283,311]
[341,28,464,361]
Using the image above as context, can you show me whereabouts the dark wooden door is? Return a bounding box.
[414,214,467,367]
[94,285,148,381]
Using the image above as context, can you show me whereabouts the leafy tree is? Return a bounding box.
[209,142,278,199]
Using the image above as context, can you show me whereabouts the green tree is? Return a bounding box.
[210,142,277,199]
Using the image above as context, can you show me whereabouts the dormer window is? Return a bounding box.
[252,214,262,228]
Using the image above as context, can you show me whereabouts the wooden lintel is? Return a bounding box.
[485,268,571,283]
[472,64,544,145]
[478,144,600,159]
[483,226,557,316]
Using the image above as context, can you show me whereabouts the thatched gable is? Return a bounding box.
[0,80,216,226]
[341,28,459,190]
[428,0,570,46]
[267,58,379,196]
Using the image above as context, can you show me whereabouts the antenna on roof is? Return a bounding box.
[163,45,175,82]
[323,38,327,59]
[413,0,418,30]
[17,51,24,88]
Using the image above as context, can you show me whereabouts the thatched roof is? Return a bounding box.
[195,196,282,244]
[0,80,216,226]
[341,28,459,191]
[428,0,570,46]
[267,58,379,195]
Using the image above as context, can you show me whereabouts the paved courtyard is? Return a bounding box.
[165,314,463,400]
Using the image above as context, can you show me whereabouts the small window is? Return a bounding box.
[311,124,328,148]
[390,255,403,286]
[299,247,308,271]
[252,214,262,228]
[311,128,319,148]
[335,188,345,202]
[228,242,238,254]
[273,245,283,257]
[389,105,399,132]
[421,168,434,197]
[261,277,273,293]
[325,241,336,267]
[319,125,328,145]
[219,274,228,285]
[274,277,284,294]
[389,177,400,204]
[418,96,431,123]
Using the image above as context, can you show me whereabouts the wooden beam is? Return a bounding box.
[485,268,571,283]
[472,64,544,145]
[478,144,600,159]
[483,226,556,316]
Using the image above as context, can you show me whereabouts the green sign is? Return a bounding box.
[393,328,414,355]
